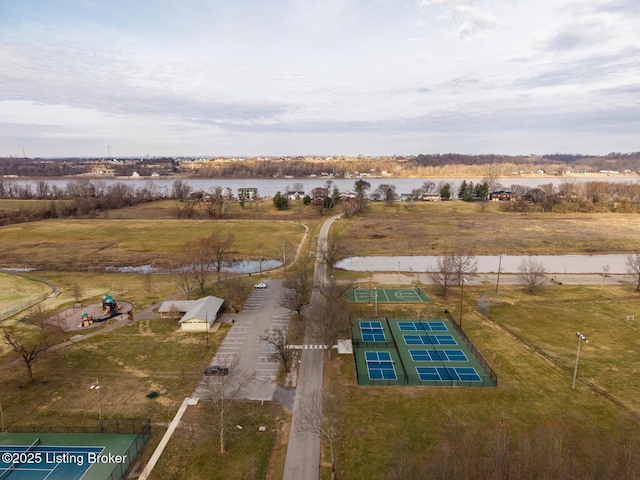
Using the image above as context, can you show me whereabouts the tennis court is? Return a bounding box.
[352,317,496,387]
[347,287,431,304]
[0,428,148,480]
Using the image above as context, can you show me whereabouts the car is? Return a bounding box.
[254,282,267,289]
[204,365,229,376]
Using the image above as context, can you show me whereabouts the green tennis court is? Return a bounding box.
[351,317,497,387]
[347,287,431,304]
[0,422,149,480]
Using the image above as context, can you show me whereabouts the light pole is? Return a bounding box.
[397,261,401,287]
[496,253,505,293]
[459,278,467,329]
[0,399,5,431]
[90,379,103,431]
[572,332,589,390]
[601,265,610,288]
[374,287,378,317]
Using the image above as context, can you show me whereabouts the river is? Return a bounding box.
[8,175,640,197]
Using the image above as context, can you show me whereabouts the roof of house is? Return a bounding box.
[180,296,225,323]
[158,296,225,323]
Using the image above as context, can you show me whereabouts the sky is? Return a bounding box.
[1,0,639,158]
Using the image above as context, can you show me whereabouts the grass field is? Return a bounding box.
[0,218,307,269]
[334,201,640,256]
[4,198,640,478]
[0,272,51,319]
[327,283,640,478]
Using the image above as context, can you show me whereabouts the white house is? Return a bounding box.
[158,296,225,332]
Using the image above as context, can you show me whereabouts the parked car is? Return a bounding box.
[204,365,229,376]
[254,282,267,289]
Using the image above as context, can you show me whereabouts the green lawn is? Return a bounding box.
[327,283,640,479]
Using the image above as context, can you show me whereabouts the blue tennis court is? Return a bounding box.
[403,334,457,346]
[416,366,482,382]
[365,351,397,380]
[398,321,447,332]
[409,349,468,362]
[0,443,104,480]
[361,321,386,342]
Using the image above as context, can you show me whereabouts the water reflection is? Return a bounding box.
[336,254,630,274]
[103,259,282,275]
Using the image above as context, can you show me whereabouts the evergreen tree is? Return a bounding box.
[273,191,289,210]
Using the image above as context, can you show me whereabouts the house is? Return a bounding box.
[286,190,305,201]
[421,193,441,202]
[237,188,258,201]
[489,190,516,202]
[158,296,225,332]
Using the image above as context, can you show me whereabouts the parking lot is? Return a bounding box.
[195,279,292,401]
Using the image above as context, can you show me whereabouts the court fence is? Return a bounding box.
[355,373,496,387]
[351,313,499,387]
[6,418,151,480]
[105,418,151,480]
[444,310,499,387]
[6,418,151,436]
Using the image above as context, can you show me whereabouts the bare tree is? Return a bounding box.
[172,179,192,200]
[280,262,314,320]
[143,272,154,294]
[429,255,457,297]
[307,297,349,360]
[205,357,251,454]
[259,328,292,373]
[183,237,216,294]
[320,231,349,279]
[450,250,478,285]
[429,251,476,297]
[29,303,51,345]
[374,184,397,205]
[173,260,198,300]
[277,238,296,275]
[72,282,83,303]
[223,276,245,312]
[296,388,340,479]
[2,326,48,383]
[625,253,640,291]
[204,186,229,219]
[518,257,547,293]
[209,231,236,282]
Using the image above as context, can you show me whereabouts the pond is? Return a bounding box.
[336,254,631,274]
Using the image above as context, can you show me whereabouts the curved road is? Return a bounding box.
[283,214,341,480]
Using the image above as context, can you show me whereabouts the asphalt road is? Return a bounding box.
[283,214,342,480]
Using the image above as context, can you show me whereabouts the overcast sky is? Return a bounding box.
[1,0,639,158]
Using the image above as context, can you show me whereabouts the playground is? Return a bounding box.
[46,295,134,332]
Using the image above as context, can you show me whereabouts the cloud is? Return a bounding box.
[414,19,426,28]
[515,47,640,88]
[418,0,497,39]
[535,17,614,53]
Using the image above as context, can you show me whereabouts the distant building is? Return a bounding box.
[237,188,258,201]
[286,190,305,201]
[489,190,516,201]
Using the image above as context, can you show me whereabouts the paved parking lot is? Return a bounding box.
[195,279,292,401]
